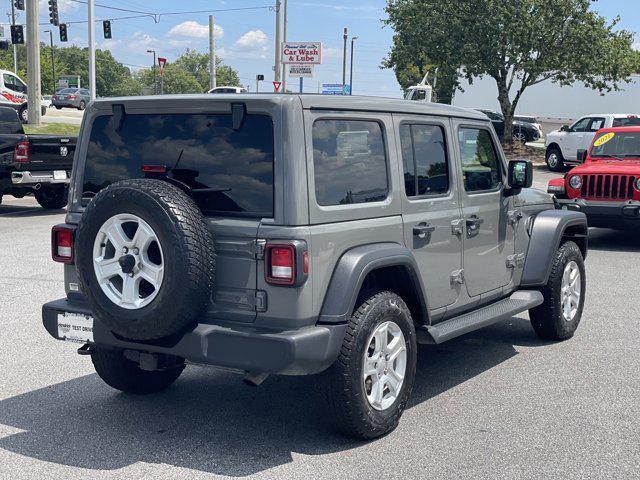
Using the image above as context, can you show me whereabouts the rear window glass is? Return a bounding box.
[59,88,76,93]
[312,119,388,206]
[612,117,640,127]
[82,113,274,217]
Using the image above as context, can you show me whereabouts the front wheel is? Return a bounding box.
[323,291,417,439]
[546,147,565,172]
[91,347,185,394]
[529,241,586,340]
[35,185,68,209]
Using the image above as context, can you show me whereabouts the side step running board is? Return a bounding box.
[419,290,544,344]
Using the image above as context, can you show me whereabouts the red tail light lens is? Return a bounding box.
[14,140,29,163]
[52,225,76,264]
[69,95,77,99]
[266,245,295,285]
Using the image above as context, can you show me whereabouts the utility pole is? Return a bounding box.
[45,29,56,94]
[88,0,96,100]
[280,0,287,92]
[209,15,216,90]
[26,0,41,124]
[10,1,17,72]
[341,27,348,95]
[349,36,358,96]
[274,0,281,86]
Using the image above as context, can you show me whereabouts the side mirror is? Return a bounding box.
[577,149,588,163]
[560,125,571,132]
[506,159,533,195]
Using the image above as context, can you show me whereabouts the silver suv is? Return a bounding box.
[44,94,588,439]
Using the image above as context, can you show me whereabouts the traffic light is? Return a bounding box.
[256,74,265,81]
[48,0,59,27]
[103,20,112,39]
[13,0,24,11]
[59,24,68,42]
[10,25,24,45]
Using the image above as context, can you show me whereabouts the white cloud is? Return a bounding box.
[39,0,78,13]
[235,29,268,48]
[168,21,223,40]
[100,32,162,55]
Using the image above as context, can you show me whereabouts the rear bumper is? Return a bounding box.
[11,170,70,185]
[556,198,640,228]
[42,298,346,376]
[52,100,79,108]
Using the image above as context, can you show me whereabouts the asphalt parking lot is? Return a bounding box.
[1,169,639,480]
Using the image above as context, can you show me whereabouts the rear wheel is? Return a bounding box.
[546,147,565,172]
[529,241,586,340]
[19,106,28,123]
[91,346,184,394]
[323,291,417,439]
[55,106,62,110]
[513,130,529,143]
[35,185,68,209]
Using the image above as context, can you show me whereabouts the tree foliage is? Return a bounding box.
[384,0,640,140]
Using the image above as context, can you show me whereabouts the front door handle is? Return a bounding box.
[466,216,484,237]
[413,222,436,239]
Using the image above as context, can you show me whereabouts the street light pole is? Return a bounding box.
[10,0,17,73]
[274,0,281,87]
[147,49,157,94]
[44,30,56,94]
[281,0,287,92]
[349,36,358,96]
[209,15,216,90]
[341,27,348,95]
[88,0,96,100]
[26,0,41,125]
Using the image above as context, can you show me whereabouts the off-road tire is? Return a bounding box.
[91,347,185,394]
[35,185,68,209]
[546,146,565,172]
[529,241,586,341]
[323,290,417,439]
[55,106,62,110]
[75,179,216,340]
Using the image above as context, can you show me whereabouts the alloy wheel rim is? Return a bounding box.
[362,320,407,411]
[548,153,558,167]
[514,132,527,143]
[561,261,581,322]
[92,213,164,310]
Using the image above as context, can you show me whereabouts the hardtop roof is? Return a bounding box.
[92,93,488,121]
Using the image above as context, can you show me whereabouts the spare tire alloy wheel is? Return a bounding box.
[363,320,407,411]
[93,213,164,310]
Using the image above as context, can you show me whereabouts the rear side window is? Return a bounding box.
[458,127,501,192]
[613,117,640,127]
[312,119,388,206]
[399,123,449,197]
[82,113,274,217]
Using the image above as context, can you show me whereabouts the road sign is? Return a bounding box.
[288,64,314,78]
[322,83,351,95]
[158,57,167,76]
[273,81,282,92]
[281,42,322,64]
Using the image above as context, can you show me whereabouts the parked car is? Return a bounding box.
[545,114,640,171]
[41,95,52,108]
[475,109,540,143]
[52,88,91,110]
[0,69,47,122]
[514,114,543,138]
[208,86,247,93]
[43,95,587,439]
[0,106,76,209]
[548,126,640,229]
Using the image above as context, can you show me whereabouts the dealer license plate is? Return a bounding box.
[53,170,67,180]
[57,312,94,343]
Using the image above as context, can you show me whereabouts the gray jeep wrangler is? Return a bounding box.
[43,94,588,439]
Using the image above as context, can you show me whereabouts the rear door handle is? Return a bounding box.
[466,216,484,237]
[413,222,436,238]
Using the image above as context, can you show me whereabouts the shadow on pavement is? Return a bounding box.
[587,227,640,253]
[0,203,66,218]
[0,316,542,476]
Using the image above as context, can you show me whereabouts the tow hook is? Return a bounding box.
[77,343,94,356]
[243,371,269,387]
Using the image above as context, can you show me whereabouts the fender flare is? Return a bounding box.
[317,243,429,325]
[521,209,588,287]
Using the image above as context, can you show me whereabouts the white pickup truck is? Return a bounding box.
[545,114,640,171]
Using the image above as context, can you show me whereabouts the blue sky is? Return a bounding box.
[16,0,640,112]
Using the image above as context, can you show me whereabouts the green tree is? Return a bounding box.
[135,62,202,94]
[173,49,241,91]
[384,0,640,141]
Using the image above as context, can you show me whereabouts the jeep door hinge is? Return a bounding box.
[450,269,465,285]
[451,219,464,236]
[508,209,523,226]
[506,253,526,269]
[253,239,266,259]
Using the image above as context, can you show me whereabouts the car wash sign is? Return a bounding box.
[281,42,322,64]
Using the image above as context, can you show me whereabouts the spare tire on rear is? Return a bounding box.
[75,179,216,340]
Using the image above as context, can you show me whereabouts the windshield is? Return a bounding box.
[591,131,640,158]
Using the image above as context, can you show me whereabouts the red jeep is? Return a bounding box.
[548,126,640,229]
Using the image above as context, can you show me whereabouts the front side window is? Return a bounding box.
[458,128,501,192]
[83,113,275,217]
[312,119,388,206]
[400,123,449,197]
[3,74,25,93]
[571,118,591,132]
